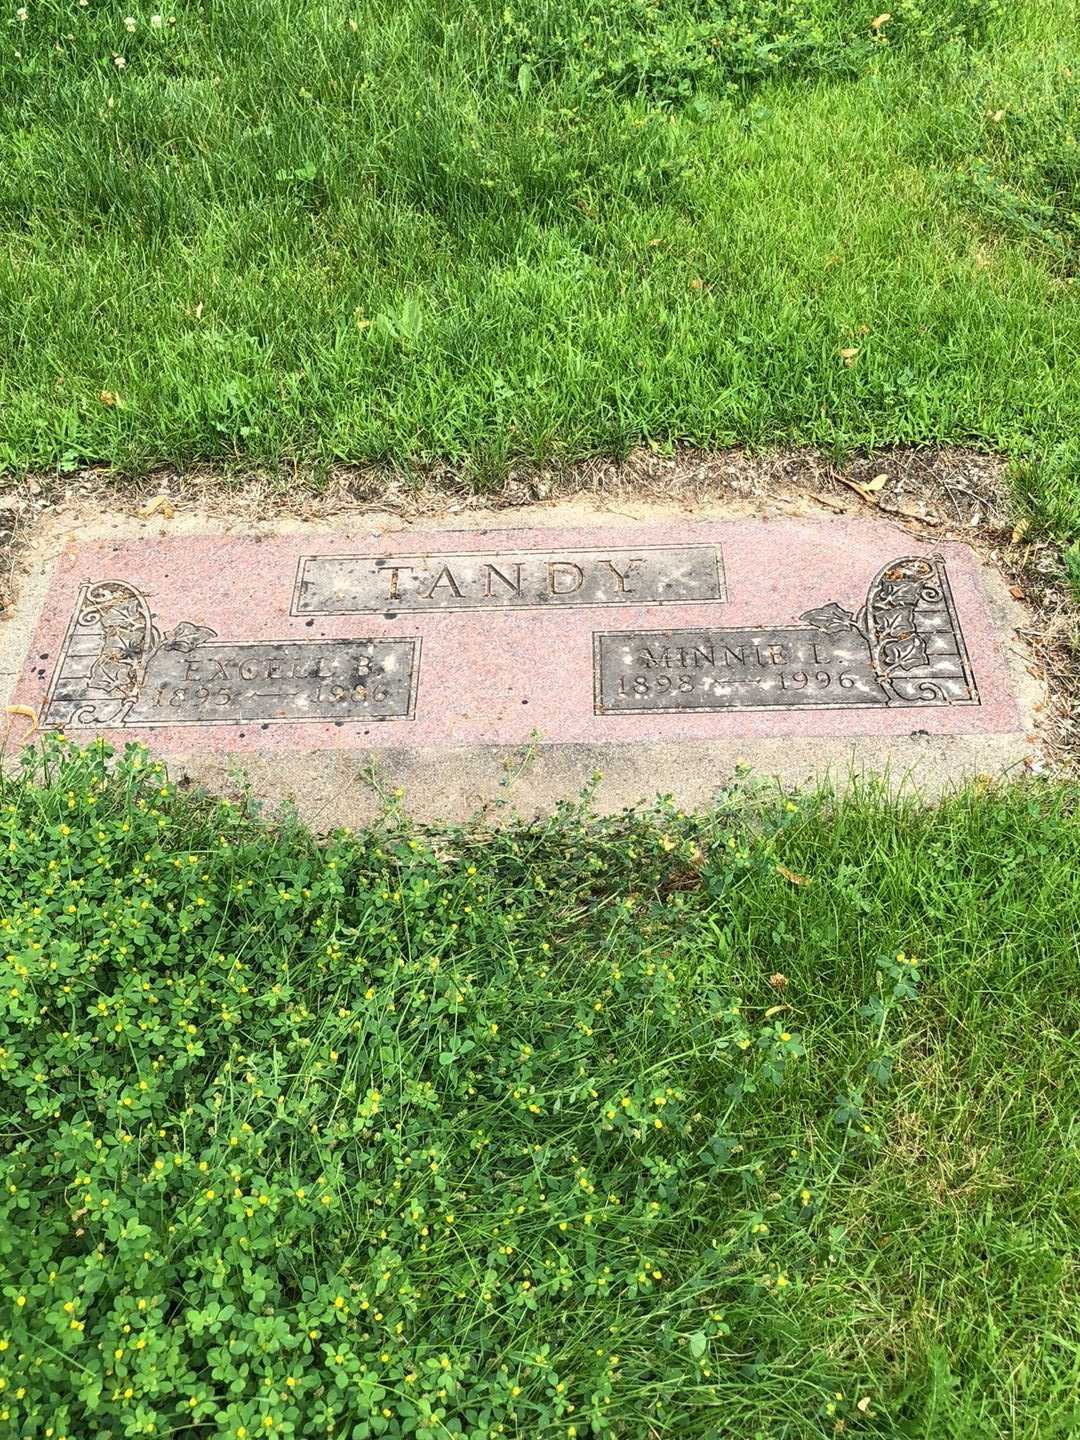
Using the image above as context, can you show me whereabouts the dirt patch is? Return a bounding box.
[1,442,1014,529]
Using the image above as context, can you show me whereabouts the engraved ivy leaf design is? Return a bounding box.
[800,602,858,633]
[164,622,217,653]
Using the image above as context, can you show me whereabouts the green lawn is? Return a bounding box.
[1,741,1078,1438]
[4,8,1080,1436]
[3,0,1080,534]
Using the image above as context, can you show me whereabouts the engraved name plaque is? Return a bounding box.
[42,582,419,728]
[594,556,978,714]
[292,544,726,615]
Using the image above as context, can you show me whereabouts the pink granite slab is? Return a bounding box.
[8,518,1022,753]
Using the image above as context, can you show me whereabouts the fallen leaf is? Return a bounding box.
[1011,516,1031,544]
[837,476,880,505]
[99,390,119,407]
[1009,585,1026,600]
[4,704,39,734]
[764,1004,791,1019]
[139,495,175,520]
[775,863,809,886]
[870,12,891,30]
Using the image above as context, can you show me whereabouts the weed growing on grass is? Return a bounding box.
[1,740,1078,1436]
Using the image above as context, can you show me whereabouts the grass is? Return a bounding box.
[1,739,1078,1438]
[3,10,1079,1436]
[2,0,1080,535]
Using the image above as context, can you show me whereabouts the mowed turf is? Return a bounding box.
[2,0,1080,529]
[1,741,1079,1438]
[4,10,1079,1438]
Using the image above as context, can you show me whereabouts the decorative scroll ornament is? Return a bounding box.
[61,580,216,724]
[801,554,974,705]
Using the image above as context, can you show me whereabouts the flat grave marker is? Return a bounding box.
[1,512,1038,814]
